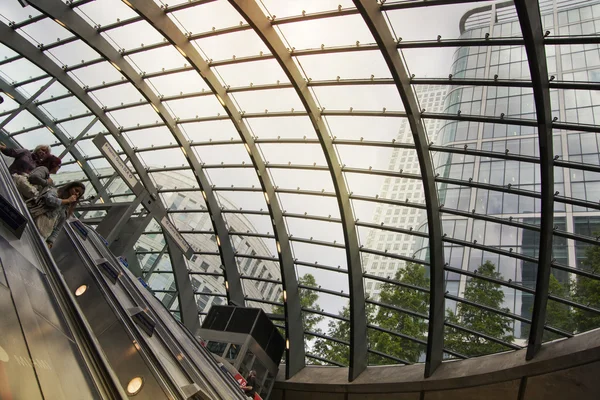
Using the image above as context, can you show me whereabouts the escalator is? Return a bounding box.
[0,157,248,399]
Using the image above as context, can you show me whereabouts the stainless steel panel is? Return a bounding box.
[0,238,101,399]
[0,284,44,400]
[97,320,170,400]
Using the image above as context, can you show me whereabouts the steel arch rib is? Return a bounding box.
[353,0,446,378]
[127,0,306,378]
[514,0,554,360]
[0,19,202,330]
[229,0,368,381]
[26,0,245,308]
[0,77,109,201]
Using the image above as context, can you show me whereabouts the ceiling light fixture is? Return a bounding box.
[46,126,54,134]
[5,92,15,100]
[126,377,144,395]
[122,0,134,9]
[75,285,88,296]
[55,19,67,28]
[215,94,226,106]
[151,103,160,113]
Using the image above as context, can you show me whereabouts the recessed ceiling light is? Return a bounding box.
[75,285,88,296]
[127,377,144,395]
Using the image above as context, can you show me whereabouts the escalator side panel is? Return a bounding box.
[0,284,44,400]
[97,321,171,400]
[0,238,100,400]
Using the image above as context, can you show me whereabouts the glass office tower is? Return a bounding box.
[423,0,600,338]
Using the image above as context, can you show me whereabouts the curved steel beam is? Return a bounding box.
[353,0,445,378]
[27,0,246,307]
[229,0,368,381]
[0,18,201,329]
[0,77,109,201]
[126,0,305,378]
[514,0,554,361]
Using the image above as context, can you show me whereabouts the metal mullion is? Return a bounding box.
[283,212,341,224]
[136,144,180,153]
[555,195,600,212]
[441,207,542,232]
[350,194,427,210]
[442,236,538,264]
[177,115,231,124]
[240,276,281,285]
[550,261,600,282]
[436,176,540,198]
[193,251,220,256]
[305,353,346,367]
[147,166,190,174]
[153,290,177,294]
[188,24,252,41]
[356,221,429,239]
[236,254,279,263]
[229,232,274,240]
[289,236,345,250]
[12,74,50,89]
[397,37,524,49]
[104,101,148,113]
[359,247,429,266]
[367,348,410,365]
[189,271,224,277]
[363,273,429,294]
[413,77,600,91]
[381,0,482,11]
[298,284,349,299]
[554,159,600,174]
[430,144,540,164]
[163,0,219,13]
[142,66,193,79]
[422,111,538,127]
[553,122,600,134]
[122,122,166,133]
[294,260,348,275]
[193,292,226,298]
[366,299,428,320]
[292,44,379,58]
[221,209,268,216]
[170,230,213,235]
[545,36,600,45]
[245,297,283,307]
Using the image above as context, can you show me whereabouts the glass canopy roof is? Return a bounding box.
[1,0,599,380]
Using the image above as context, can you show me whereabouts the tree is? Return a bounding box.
[573,241,600,332]
[445,261,514,357]
[542,274,573,341]
[272,273,323,338]
[369,263,429,364]
[312,263,429,365]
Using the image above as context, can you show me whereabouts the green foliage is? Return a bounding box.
[573,242,600,332]
[445,261,515,357]
[312,263,429,365]
[272,274,324,335]
[544,274,573,341]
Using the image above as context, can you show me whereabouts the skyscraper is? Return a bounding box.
[363,84,448,300]
[422,0,600,338]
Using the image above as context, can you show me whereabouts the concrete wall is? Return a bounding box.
[272,329,600,400]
